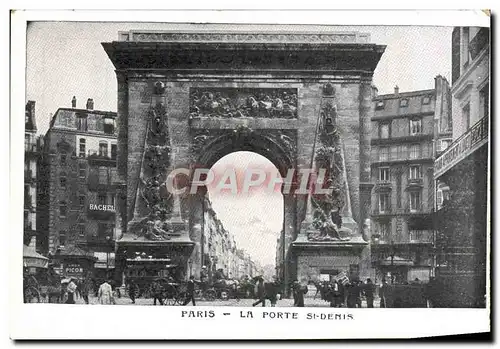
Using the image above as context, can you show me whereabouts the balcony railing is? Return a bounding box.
[434,116,488,178]
[87,152,117,166]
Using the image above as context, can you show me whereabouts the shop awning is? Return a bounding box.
[23,245,49,269]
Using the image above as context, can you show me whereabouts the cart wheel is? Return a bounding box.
[176,291,187,305]
[220,291,229,301]
[205,289,216,301]
[25,287,41,303]
[164,295,176,306]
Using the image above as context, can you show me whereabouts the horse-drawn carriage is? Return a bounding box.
[23,267,63,303]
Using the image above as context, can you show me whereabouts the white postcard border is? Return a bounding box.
[9,9,491,340]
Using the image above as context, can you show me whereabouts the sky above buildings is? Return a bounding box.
[26,22,454,266]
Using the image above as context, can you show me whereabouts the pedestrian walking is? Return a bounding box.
[331,280,343,307]
[345,282,358,308]
[128,279,137,304]
[252,277,266,307]
[98,279,114,305]
[81,276,94,305]
[183,276,196,306]
[265,277,281,307]
[379,278,388,308]
[152,279,164,306]
[364,278,375,308]
[293,280,307,307]
[354,280,362,308]
[65,278,77,304]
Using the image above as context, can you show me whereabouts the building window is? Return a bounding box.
[409,165,422,179]
[98,194,107,206]
[99,142,108,157]
[462,103,471,130]
[409,144,420,159]
[59,176,67,189]
[79,195,85,208]
[110,195,115,207]
[60,152,67,166]
[111,144,117,160]
[437,182,451,210]
[59,201,67,218]
[78,224,85,238]
[400,99,409,108]
[379,123,390,139]
[379,147,389,161]
[379,167,390,181]
[79,163,86,178]
[410,118,422,135]
[439,139,451,152]
[379,193,390,213]
[59,231,66,247]
[479,84,489,119]
[79,139,86,157]
[422,96,431,105]
[25,134,30,151]
[409,191,421,212]
[77,114,88,131]
[375,100,385,110]
[380,221,391,241]
[103,116,115,135]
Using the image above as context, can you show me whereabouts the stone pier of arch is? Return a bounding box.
[102,30,385,287]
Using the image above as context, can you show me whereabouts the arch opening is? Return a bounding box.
[201,151,284,281]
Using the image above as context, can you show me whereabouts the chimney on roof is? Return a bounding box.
[71,96,77,108]
[394,86,400,95]
[86,98,94,110]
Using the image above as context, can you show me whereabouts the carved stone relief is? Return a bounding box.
[127,81,182,241]
[308,90,352,242]
[189,88,298,119]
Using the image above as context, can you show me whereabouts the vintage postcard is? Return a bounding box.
[10,9,491,339]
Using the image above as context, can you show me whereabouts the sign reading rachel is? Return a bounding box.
[89,204,115,212]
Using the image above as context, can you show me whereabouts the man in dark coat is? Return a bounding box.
[252,277,266,307]
[379,278,388,308]
[128,279,137,304]
[293,280,307,307]
[345,282,358,308]
[265,277,282,307]
[152,279,164,306]
[183,276,196,306]
[81,276,94,305]
[364,278,375,308]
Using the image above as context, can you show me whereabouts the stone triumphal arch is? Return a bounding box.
[103,30,385,287]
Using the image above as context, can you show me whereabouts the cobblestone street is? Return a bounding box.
[71,295,381,308]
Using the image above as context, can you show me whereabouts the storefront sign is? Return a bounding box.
[89,204,115,211]
[64,264,84,276]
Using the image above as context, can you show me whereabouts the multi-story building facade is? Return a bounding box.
[202,197,260,281]
[38,97,118,280]
[24,101,41,251]
[433,27,489,307]
[370,76,451,284]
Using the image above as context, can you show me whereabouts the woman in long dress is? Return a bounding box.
[98,280,114,305]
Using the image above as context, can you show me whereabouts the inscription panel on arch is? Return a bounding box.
[189,87,298,119]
